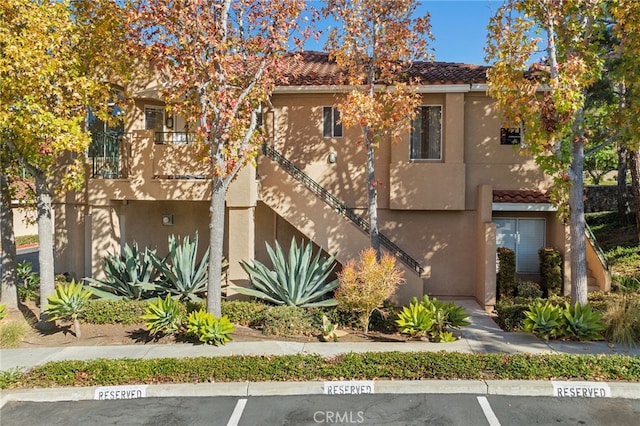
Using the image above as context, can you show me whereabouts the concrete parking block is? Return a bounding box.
[146,382,249,398]
[486,380,554,396]
[248,381,325,396]
[374,380,487,395]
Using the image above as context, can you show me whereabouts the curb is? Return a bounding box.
[3,380,640,408]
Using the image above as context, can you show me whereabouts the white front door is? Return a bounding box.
[495,218,546,273]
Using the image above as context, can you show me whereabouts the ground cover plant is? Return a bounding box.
[2,352,639,390]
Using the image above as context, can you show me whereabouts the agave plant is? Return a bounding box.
[186,309,234,345]
[44,281,93,338]
[237,237,339,307]
[395,298,434,337]
[560,302,605,341]
[141,294,182,336]
[86,242,162,300]
[151,233,209,302]
[523,301,563,341]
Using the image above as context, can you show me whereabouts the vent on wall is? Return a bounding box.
[162,214,174,226]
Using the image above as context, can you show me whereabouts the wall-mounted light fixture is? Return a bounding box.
[161,214,174,226]
[165,116,174,129]
[328,152,337,164]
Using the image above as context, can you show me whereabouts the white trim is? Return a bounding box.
[470,84,488,92]
[492,202,556,212]
[415,84,470,93]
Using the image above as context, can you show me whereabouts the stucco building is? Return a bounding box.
[54,52,609,310]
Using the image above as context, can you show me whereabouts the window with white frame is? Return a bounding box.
[323,106,342,138]
[410,105,442,160]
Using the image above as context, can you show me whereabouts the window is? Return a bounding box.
[323,107,342,138]
[410,106,442,160]
[145,106,165,143]
[494,218,546,273]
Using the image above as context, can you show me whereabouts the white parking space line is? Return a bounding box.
[227,398,248,426]
[477,396,501,426]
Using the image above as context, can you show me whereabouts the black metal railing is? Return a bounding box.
[89,132,128,178]
[263,144,424,276]
[154,131,196,145]
[585,223,609,270]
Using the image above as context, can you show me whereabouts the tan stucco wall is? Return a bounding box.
[56,85,577,308]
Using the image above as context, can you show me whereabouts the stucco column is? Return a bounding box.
[226,207,255,295]
[476,185,496,310]
[226,166,258,297]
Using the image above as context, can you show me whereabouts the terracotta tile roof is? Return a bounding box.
[493,190,551,204]
[281,51,489,86]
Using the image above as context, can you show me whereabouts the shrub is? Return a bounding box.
[17,260,40,302]
[186,310,234,345]
[260,305,317,337]
[494,298,533,331]
[44,281,93,338]
[523,301,563,341]
[604,297,640,347]
[612,275,640,293]
[560,302,605,341]
[237,237,339,307]
[539,248,563,297]
[141,295,182,336]
[221,300,267,327]
[496,247,516,299]
[0,320,29,348]
[0,304,6,321]
[86,242,162,300]
[81,299,150,325]
[151,233,209,302]
[516,281,543,299]
[335,248,404,333]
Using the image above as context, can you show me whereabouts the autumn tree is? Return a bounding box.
[126,0,307,316]
[610,0,640,240]
[486,0,607,306]
[323,0,432,259]
[0,0,128,326]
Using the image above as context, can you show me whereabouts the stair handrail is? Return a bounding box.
[585,222,609,270]
[263,144,424,276]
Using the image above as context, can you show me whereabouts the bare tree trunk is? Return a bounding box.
[629,149,640,243]
[34,170,55,330]
[617,145,629,223]
[569,124,588,307]
[207,176,225,317]
[0,173,18,308]
[365,132,380,261]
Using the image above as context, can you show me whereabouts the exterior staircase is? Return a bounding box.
[258,145,426,305]
[585,224,611,292]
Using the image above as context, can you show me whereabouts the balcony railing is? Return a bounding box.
[154,132,196,145]
[89,132,128,179]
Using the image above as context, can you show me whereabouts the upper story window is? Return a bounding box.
[145,106,165,143]
[323,106,343,138]
[410,105,442,160]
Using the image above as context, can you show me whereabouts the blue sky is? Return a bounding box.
[306,0,500,65]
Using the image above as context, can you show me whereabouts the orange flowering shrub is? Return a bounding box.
[335,248,404,333]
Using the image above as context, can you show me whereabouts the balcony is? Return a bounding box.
[89,132,129,179]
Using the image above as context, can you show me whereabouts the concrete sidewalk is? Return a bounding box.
[1,299,639,405]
